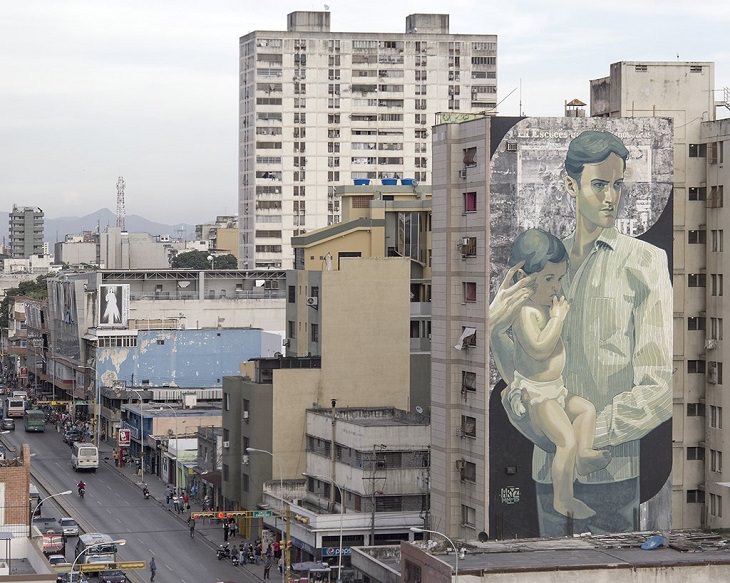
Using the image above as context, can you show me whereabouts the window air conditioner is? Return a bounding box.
[306,296,318,307]
[455,459,466,471]
[223,441,230,448]
[243,410,250,420]
[283,338,291,348]
[459,169,468,180]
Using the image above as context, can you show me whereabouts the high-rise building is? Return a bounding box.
[238,11,497,269]
[9,205,44,259]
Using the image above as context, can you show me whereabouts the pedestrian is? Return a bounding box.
[223,521,229,542]
[173,494,180,513]
[165,486,172,507]
[238,543,245,565]
[113,449,119,467]
[182,491,190,510]
[278,556,284,574]
[255,542,262,565]
[188,516,195,538]
[263,556,272,580]
[229,518,237,538]
[273,539,281,559]
[150,556,156,582]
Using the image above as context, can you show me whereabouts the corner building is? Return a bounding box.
[238,11,497,269]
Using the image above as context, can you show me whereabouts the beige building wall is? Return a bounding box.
[320,257,411,412]
[590,61,716,529]
[430,117,491,537]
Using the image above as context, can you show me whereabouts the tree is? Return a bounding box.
[170,250,238,270]
[0,274,50,328]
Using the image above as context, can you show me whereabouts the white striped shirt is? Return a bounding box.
[533,227,673,484]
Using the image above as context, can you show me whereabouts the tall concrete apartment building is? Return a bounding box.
[428,61,730,540]
[9,205,44,258]
[238,10,497,269]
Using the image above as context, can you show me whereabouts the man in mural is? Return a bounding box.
[491,130,672,535]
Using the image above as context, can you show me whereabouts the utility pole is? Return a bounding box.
[330,399,337,510]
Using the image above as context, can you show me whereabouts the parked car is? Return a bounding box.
[59,517,79,537]
[98,570,127,583]
[47,554,68,566]
[57,573,90,583]
[1,418,15,430]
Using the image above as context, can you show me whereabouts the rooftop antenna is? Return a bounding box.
[116,176,126,231]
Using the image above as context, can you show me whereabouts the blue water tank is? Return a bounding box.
[382,178,398,185]
[354,179,370,186]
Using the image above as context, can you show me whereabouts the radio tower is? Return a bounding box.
[116,176,126,230]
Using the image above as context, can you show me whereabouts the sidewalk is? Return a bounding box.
[99,441,272,582]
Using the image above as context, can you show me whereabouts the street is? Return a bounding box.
[3,427,269,583]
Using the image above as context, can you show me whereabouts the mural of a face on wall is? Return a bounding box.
[488,118,673,538]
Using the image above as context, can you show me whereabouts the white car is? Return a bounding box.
[59,517,79,537]
[47,554,68,566]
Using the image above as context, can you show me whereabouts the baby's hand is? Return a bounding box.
[508,388,527,417]
[549,295,570,320]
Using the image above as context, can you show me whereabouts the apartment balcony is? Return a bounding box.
[410,302,432,317]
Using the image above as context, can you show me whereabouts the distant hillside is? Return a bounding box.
[0,208,197,244]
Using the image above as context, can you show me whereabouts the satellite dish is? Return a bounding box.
[415,406,424,414]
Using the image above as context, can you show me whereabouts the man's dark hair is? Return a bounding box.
[508,228,567,282]
[565,130,629,180]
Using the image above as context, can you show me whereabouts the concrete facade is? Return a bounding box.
[238,10,497,269]
[9,205,44,259]
[589,61,725,530]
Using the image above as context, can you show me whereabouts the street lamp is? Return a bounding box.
[70,538,126,575]
[29,490,72,537]
[207,254,215,270]
[247,447,285,583]
[410,527,460,580]
[130,389,145,486]
[303,472,345,583]
[160,404,179,497]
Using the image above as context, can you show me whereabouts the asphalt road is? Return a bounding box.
[4,426,261,583]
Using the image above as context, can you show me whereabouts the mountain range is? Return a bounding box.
[0,208,197,245]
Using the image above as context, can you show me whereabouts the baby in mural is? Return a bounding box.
[505,228,610,519]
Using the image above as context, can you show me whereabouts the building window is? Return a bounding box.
[224,393,230,412]
[461,415,477,438]
[689,143,707,157]
[689,186,707,201]
[712,230,724,252]
[688,316,706,330]
[287,320,296,339]
[462,370,476,393]
[711,449,723,472]
[461,461,477,482]
[463,281,477,303]
[688,273,706,287]
[311,323,319,343]
[687,489,705,503]
[463,147,477,167]
[461,504,476,527]
[687,446,705,461]
[708,361,723,384]
[687,403,706,417]
[712,274,724,296]
[288,286,296,303]
[464,191,477,213]
[711,405,723,429]
[688,230,706,244]
[711,493,723,517]
[688,360,706,374]
[461,237,477,257]
[708,185,724,208]
[712,317,724,340]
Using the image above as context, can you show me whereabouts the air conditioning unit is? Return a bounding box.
[459,169,468,179]
[306,296,318,307]
[243,410,250,420]
[455,459,466,471]
[283,338,291,348]
[223,441,230,448]
[705,338,718,350]
[458,237,471,248]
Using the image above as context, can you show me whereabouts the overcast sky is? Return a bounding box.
[2,0,729,225]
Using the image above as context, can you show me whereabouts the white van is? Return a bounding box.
[72,443,99,471]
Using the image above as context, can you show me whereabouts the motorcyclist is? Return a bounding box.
[77,480,86,496]
[142,484,150,498]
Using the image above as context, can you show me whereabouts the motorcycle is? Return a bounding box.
[231,553,239,567]
[216,543,230,560]
[142,485,150,500]
[77,486,85,499]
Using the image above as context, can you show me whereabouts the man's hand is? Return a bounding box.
[490,261,535,333]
